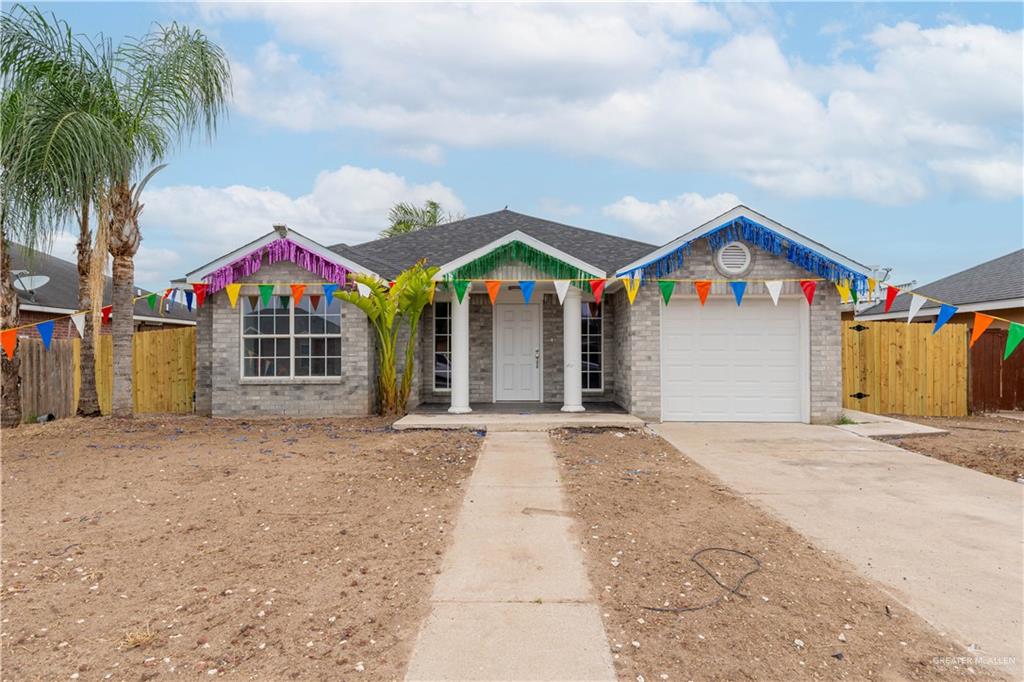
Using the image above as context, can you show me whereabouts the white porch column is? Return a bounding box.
[561,285,585,412]
[448,285,472,414]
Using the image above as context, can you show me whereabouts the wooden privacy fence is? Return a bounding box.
[970,328,1024,412]
[19,326,195,420]
[842,321,969,417]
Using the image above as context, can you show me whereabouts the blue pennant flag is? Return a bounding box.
[730,281,747,306]
[518,280,535,305]
[184,290,194,311]
[37,319,55,350]
[322,283,339,300]
[933,303,958,334]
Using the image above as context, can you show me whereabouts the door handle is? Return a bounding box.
[535,348,540,368]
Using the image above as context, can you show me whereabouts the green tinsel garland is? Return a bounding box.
[446,241,592,287]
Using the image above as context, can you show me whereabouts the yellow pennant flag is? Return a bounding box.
[867,277,878,298]
[225,283,242,308]
[622,276,641,305]
[835,281,851,304]
[428,281,437,305]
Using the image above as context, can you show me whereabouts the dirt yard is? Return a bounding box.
[879,415,1024,481]
[553,428,1005,682]
[0,416,481,680]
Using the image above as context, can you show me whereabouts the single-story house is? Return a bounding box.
[859,249,1024,328]
[12,243,195,339]
[182,206,878,423]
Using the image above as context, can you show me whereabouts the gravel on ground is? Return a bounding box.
[880,415,1024,481]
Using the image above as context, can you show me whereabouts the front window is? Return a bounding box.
[582,302,602,390]
[242,295,342,378]
[433,301,452,390]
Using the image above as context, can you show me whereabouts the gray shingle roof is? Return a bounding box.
[335,209,656,278]
[862,249,1024,315]
[11,243,196,323]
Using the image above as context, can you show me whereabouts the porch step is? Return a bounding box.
[392,411,645,432]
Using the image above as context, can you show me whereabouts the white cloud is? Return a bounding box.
[603,192,741,238]
[929,157,1024,199]
[211,6,1022,204]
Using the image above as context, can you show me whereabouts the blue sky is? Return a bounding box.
[35,2,1024,291]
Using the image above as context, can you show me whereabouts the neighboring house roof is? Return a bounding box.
[338,209,656,279]
[860,249,1024,319]
[11,243,196,324]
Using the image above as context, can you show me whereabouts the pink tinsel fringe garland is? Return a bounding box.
[203,239,349,293]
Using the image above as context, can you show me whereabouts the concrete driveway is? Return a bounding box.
[653,423,1023,676]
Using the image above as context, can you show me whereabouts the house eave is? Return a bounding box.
[433,230,607,280]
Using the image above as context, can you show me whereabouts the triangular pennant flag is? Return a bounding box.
[621,277,640,305]
[1,329,16,360]
[835,281,851,304]
[730,281,747,306]
[184,290,194,311]
[1004,323,1024,360]
[308,295,322,311]
[193,283,208,308]
[658,280,675,305]
[850,285,859,304]
[258,284,274,307]
[452,280,470,304]
[867,278,878,299]
[163,288,173,301]
[388,281,396,289]
[932,304,958,334]
[485,280,502,305]
[355,282,371,298]
[800,280,816,305]
[764,280,783,305]
[518,281,535,305]
[225,283,242,309]
[322,283,339,300]
[279,295,290,309]
[884,285,900,312]
[970,313,994,347]
[146,292,158,310]
[428,281,437,305]
[70,312,85,338]
[553,280,571,305]
[37,319,55,350]
[694,280,711,306]
[290,284,306,305]
[101,305,113,324]
[907,294,927,323]
[247,295,260,310]
[589,279,606,305]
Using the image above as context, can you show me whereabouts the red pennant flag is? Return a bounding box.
[589,279,606,305]
[388,281,396,289]
[484,280,502,305]
[884,285,900,313]
[290,284,306,305]
[1,329,17,360]
[970,313,995,348]
[192,283,208,307]
[799,280,816,305]
[694,280,711,306]
[101,305,113,324]
[308,295,322,311]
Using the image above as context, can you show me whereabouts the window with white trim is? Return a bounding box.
[581,302,602,390]
[242,295,342,378]
[433,301,452,390]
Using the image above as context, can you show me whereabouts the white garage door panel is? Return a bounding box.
[661,297,807,422]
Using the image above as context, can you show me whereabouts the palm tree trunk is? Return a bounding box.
[110,252,134,417]
[0,235,22,428]
[76,199,101,417]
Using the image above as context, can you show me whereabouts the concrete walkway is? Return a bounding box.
[406,432,614,681]
[653,423,1023,678]
[837,409,948,438]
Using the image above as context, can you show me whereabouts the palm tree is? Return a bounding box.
[0,6,126,426]
[381,199,463,238]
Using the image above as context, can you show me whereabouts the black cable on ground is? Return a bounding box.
[642,546,762,614]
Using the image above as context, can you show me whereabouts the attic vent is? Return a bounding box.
[715,241,752,276]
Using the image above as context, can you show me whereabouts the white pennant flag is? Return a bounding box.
[764,280,783,306]
[356,282,371,298]
[553,280,571,305]
[70,312,86,337]
[907,294,927,323]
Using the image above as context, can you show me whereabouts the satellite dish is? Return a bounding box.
[12,273,50,292]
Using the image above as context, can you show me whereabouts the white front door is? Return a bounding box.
[494,304,541,401]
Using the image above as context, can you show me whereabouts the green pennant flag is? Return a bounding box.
[258,284,274,307]
[146,292,158,310]
[279,294,290,309]
[658,280,675,305]
[1005,322,1024,360]
[850,287,859,304]
[452,279,470,303]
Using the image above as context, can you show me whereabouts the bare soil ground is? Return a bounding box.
[553,428,1004,682]
[1,416,481,681]
[880,415,1024,481]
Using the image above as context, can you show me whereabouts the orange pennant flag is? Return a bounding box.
[694,280,711,306]
[970,313,995,347]
[1,329,16,360]
[485,280,502,305]
[290,284,306,304]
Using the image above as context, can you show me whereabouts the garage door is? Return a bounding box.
[661,297,808,422]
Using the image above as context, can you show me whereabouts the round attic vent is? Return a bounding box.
[715,241,752,276]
